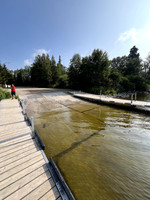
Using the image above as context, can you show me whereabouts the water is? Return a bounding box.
[136,92,150,101]
[118,92,150,102]
[35,102,150,200]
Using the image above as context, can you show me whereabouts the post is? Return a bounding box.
[22,100,25,115]
[135,92,137,101]
[131,94,133,104]
[31,116,35,139]
[100,90,101,99]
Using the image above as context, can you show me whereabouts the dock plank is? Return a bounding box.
[0,139,34,155]
[0,134,32,147]
[0,129,31,142]
[0,99,63,200]
[0,151,43,181]
[40,186,60,200]
[0,126,30,135]
[22,179,55,200]
[0,150,42,174]
[0,159,45,190]
[0,164,49,199]
[0,146,39,168]
[0,142,35,161]
[5,170,52,200]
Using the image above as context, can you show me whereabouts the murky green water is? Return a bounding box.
[35,103,150,200]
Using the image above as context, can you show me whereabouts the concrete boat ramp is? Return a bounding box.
[0,99,75,200]
[72,92,150,114]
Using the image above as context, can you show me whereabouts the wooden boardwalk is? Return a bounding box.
[0,99,62,200]
[73,93,150,112]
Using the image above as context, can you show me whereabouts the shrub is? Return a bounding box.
[0,90,6,100]
[104,89,116,95]
[5,92,11,99]
[0,89,11,100]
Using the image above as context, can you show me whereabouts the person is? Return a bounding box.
[11,84,16,99]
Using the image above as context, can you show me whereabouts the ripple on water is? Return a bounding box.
[35,103,150,200]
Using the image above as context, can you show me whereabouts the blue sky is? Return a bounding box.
[0,0,150,70]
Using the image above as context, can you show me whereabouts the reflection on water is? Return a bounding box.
[119,92,150,102]
[35,103,150,200]
[136,92,150,101]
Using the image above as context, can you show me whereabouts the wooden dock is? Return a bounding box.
[0,99,62,200]
[73,92,150,113]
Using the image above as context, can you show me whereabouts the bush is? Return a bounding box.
[0,90,5,100]
[89,87,116,95]
[5,92,11,98]
[0,89,11,100]
[103,89,116,95]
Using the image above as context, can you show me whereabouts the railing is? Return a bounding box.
[20,99,45,150]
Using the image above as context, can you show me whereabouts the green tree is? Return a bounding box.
[0,63,14,85]
[109,46,148,92]
[56,56,68,88]
[109,71,122,91]
[125,46,142,76]
[111,56,128,75]
[128,46,140,59]
[68,54,82,89]
[80,49,110,92]
[14,66,31,86]
[31,54,52,87]
[51,56,57,85]
[144,53,150,85]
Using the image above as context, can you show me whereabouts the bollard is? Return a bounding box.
[31,116,35,139]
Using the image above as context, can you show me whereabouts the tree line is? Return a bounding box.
[69,46,150,94]
[0,46,150,94]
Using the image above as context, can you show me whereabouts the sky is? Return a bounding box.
[0,0,150,70]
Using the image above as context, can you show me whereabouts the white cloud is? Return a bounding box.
[32,48,50,58]
[24,48,50,66]
[24,59,32,66]
[117,24,150,59]
[118,28,138,43]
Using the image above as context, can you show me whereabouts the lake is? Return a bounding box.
[34,98,150,200]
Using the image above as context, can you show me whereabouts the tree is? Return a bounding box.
[14,66,31,86]
[111,56,128,75]
[31,54,52,87]
[68,54,82,89]
[143,53,150,84]
[109,71,122,91]
[128,46,140,59]
[55,56,68,88]
[51,56,57,85]
[80,49,110,92]
[57,56,66,77]
[109,46,148,92]
[125,46,142,76]
[0,63,14,85]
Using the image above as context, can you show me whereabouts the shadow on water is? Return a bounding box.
[54,128,104,160]
[35,102,150,200]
